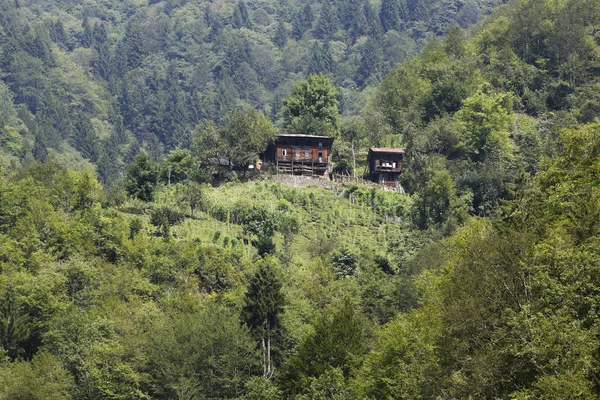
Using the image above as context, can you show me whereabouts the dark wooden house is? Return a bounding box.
[265,134,334,176]
[367,148,405,188]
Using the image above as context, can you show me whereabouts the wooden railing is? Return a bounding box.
[277,156,328,163]
[374,166,402,172]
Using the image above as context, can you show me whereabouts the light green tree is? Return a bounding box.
[281,74,340,137]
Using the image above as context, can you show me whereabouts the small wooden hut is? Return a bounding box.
[265,134,334,176]
[367,148,405,188]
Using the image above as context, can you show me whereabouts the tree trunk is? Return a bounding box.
[262,337,267,378]
[352,141,357,183]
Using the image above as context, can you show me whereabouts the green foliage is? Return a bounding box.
[0,352,74,400]
[193,109,276,171]
[0,0,599,396]
[125,152,159,202]
[280,300,364,397]
[242,259,285,378]
[281,74,340,137]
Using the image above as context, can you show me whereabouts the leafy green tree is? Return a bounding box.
[193,109,276,174]
[125,152,159,201]
[0,352,74,400]
[242,259,285,379]
[240,206,277,255]
[455,86,514,163]
[161,148,195,185]
[281,74,340,137]
[177,182,208,217]
[280,300,364,397]
[146,304,258,399]
[238,376,282,400]
[353,308,441,399]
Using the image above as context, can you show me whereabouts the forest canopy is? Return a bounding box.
[2,0,600,397]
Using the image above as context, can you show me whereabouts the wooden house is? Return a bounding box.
[265,134,334,176]
[367,148,405,188]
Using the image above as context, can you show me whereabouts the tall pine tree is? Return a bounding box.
[242,260,285,379]
[292,3,314,40]
[314,2,339,40]
[380,0,402,32]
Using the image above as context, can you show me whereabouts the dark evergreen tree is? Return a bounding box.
[355,36,385,88]
[280,299,364,396]
[32,133,48,163]
[352,4,369,38]
[49,20,67,48]
[399,0,410,20]
[94,42,113,80]
[81,17,94,47]
[364,2,383,37]
[242,260,285,379]
[23,25,54,66]
[307,42,333,75]
[273,20,288,49]
[232,0,252,29]
[337,0,361,31]
[208,16,224,41]
[71,118,99,162]
[92,22,107,45]
[380,0,402,32]
[121,18,146,70]
[314,2,339,40]
[408,0,428,21]
[292,3,313,40]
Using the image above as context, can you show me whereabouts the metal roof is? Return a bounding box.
[277,134,334,139]
[369,147,405,153]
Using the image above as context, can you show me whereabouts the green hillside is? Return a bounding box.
[0,0,503,180]
[2,0,600,397]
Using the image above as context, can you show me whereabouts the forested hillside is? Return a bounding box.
[2,0,600,397]
[0,0,502,181]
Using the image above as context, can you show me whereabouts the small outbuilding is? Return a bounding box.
[265,134,334,176]
[367,148,405,188]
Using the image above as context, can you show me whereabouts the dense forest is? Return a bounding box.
[0,0,504,181]
[2,0,600,397]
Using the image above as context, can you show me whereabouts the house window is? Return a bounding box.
[282,149,287,157]
[305,149,310,158]
[318,150,323,158]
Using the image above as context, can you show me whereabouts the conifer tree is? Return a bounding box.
[355,36,385,88]
[307,42,333,75]
[232,0,252,29]
[242,260,284,379]
[314,2,339,40]
[32,133,48,163]
[408,0,428,21]
[81,17,93,47]
[292,3,313,40]
[273,20,288,49]
[380,0,402,32]
[364,2,383,37]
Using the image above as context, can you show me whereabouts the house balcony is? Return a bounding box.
[373,166,402,173]
[277,156,329,164]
